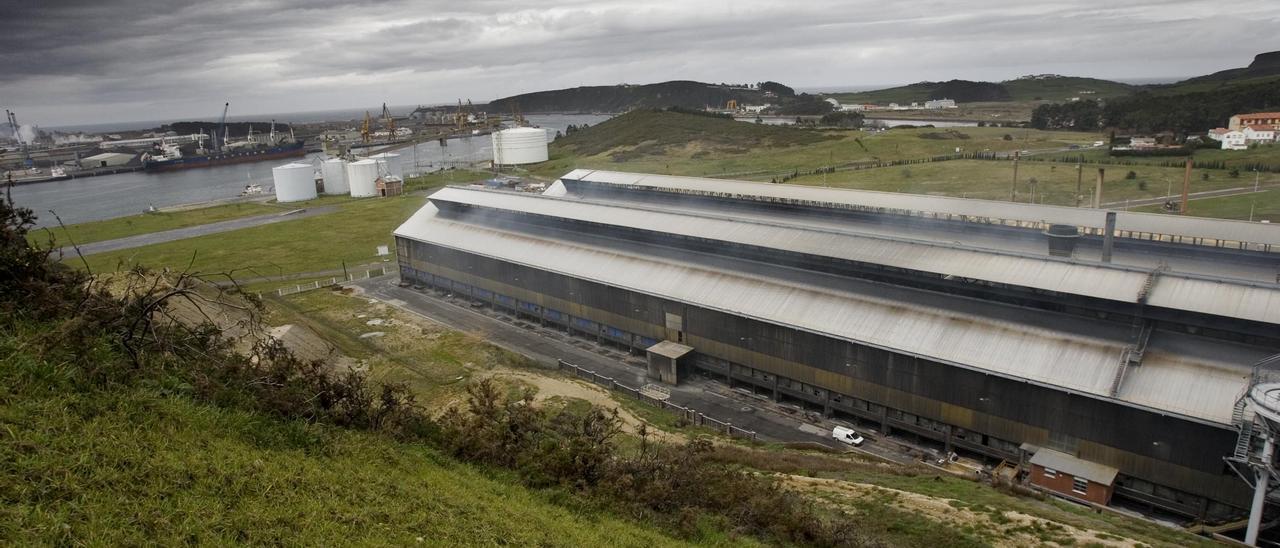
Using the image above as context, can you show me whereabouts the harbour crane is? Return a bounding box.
[360,111,373,144]
[6,110,33,168]
[381,103,395,137]
[215,102,229,152]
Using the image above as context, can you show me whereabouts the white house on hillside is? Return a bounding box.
[1244,125,1277,142]
[1220,129,1248,150]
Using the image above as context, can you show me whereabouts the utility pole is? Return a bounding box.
[1181,158,1192,215]
[1075,163,1083,207]
[1093,168,1105,208]
[1010,151,1020,202]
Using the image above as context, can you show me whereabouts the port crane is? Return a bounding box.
[215,102,229,152]
[360,111,373,143]
[380,103,395,137]
[6,109,33,168]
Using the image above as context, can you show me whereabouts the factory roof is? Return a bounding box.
[429,186,1280,325]
[1030,448,1120,485]
[648,341,694,360]
[395,201,1261,425]
[555,169,1280,249]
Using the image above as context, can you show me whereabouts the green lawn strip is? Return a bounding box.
[82,195,424,277]
[30,201,283,247]
[1133,189,1280,222]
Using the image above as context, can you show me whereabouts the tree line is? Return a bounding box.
[1031,78,1280,133]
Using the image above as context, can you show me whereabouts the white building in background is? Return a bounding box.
[1243,125,1276,143]
[924,98,957,109]
[1220,129,1248,150]
[741,104,770,114]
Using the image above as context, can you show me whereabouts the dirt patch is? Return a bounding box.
[268,324,361,371]
[479,368,687,444]
[785,475,1140,547]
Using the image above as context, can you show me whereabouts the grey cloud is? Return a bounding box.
[1,0,1277,126]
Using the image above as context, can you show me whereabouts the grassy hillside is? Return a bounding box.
[830,76,1133,104]
[553,109,835,160]
[537,113,1098,180]
[485,81,788,113]
[0,378,694,546]
[1001,76,1135,101]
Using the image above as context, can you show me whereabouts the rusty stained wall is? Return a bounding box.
[398,238,1249,510]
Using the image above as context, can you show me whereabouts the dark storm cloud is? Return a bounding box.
[1,0,1277,126]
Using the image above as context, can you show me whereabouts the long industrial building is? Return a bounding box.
[393,169,1280,520]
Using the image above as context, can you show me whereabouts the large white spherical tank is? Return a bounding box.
[321,158,349,194]
[367,153,403,179]
[491,127,549,165]
[346,159,379,197]
[272,162,317,203]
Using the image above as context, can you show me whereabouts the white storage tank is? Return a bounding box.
[492,127,549,165]
[367,152,403,180]
[321,158,349,195]
[272,162,317,203]
[346,158,379,197]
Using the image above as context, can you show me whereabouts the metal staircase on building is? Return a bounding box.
[1109,348,1134,397]
[1234,396,1256,462]
[1135,263,1169,305]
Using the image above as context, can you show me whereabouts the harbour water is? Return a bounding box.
[12,114,612,227]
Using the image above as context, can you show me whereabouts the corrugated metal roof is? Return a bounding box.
[559,169,1280,248]
[428,186,1280,325]
[1030,448,1119,485]
[394,204,1252,425]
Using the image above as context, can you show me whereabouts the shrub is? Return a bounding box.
[1125,171,1137,180]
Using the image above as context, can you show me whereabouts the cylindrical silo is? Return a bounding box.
[368,152,403,180]
[346,158,379,197]
[272,162,317,203]
[491,127,549,165]
[321,158,349,195]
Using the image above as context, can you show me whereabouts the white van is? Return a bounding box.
[832,426,864,446]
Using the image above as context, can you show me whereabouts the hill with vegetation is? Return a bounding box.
[553,108,835,161]
[1157,51,1280,94]
[484,81,791,113]
[1032,76,1280,133]
[830,76,1133,104]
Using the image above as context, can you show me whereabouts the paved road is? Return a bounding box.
[67,205,338,256]
[352,277,936,464]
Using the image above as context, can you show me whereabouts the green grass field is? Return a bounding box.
[63,169,485,279]
[787,159,1280,206]
[1065,142,1280,170]
[535,112,1101,180]
[29,201,283,246]
[1134,189,1280,222]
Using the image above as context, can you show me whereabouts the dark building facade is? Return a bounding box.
[394,170,1280,521]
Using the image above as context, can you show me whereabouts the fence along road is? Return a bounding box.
[558,359,757,440]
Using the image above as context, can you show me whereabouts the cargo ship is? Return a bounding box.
[142,122,305,172]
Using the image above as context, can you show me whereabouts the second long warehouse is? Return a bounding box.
[394,169,1280,521]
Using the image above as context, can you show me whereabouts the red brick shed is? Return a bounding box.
[1028,448,1119,506]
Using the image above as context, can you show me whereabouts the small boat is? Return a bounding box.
[239,184,264,197]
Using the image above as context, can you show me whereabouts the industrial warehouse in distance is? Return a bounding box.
[394,169,1280,522]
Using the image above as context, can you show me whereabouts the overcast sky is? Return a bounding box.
[2,0,1278,127]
